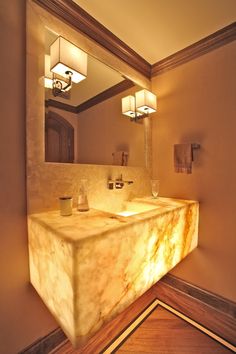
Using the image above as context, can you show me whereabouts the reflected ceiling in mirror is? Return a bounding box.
[44,29,145,167]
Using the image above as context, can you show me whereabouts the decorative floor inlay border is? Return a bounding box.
[158,300,236,353]
[103,299,159,353]
[103,299,236,353]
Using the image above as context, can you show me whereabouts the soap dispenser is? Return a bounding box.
[77,179,89,212]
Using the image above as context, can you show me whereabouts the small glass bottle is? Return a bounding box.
[77,179,89,212]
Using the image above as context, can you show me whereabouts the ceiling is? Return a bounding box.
[73,0,236,64]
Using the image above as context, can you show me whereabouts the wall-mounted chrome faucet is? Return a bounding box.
[108,174,134,190]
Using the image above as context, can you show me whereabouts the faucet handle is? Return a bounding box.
[108,180,114,190]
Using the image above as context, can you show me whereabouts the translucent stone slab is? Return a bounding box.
[28,197,199,348]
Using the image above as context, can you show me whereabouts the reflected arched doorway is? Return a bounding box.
[45,111,74,163]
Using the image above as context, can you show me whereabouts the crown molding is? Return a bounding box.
[151,22,236,77]
[34,1,235,80]
[45,98,77,113]
[33,0,151,78]
[76,79,134,114]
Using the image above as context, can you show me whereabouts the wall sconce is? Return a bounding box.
[47,36,87,96]
[122,89,157,122]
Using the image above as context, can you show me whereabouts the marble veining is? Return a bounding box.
[28,197,198,348]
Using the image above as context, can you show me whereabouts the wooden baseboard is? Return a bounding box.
[154,274,236,346]
[19,327,67,354]
[20,275,236,352]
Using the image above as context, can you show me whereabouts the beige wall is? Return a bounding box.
[151,41,236,301]
[0,2,58,354]
[77,86,145,167]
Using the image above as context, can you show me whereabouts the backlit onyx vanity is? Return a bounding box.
[28,197,198,347]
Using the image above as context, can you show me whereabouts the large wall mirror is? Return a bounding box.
[44,28,145,167]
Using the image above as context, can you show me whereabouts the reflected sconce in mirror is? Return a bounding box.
[44,54,53,89]
[45,36,88,96]
[122,89,157,122]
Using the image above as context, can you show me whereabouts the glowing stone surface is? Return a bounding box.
[28,197,198,348]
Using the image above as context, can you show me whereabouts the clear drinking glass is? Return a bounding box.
[151,179,160,199]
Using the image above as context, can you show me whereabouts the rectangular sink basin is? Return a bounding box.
[116,200,159,216]
[28,197,199,348]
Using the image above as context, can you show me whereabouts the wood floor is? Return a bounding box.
[115,306,233,354]
[52,303,234,354]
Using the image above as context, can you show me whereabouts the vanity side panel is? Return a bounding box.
[28,217,75,342]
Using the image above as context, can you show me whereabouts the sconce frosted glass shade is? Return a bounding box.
[135,89,157,114]
[122,95,136,117]
[44,77,53,89]
[50,37,87,84]
[44,54,53,88]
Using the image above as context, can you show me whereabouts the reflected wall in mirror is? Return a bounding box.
[44,29,145,167]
